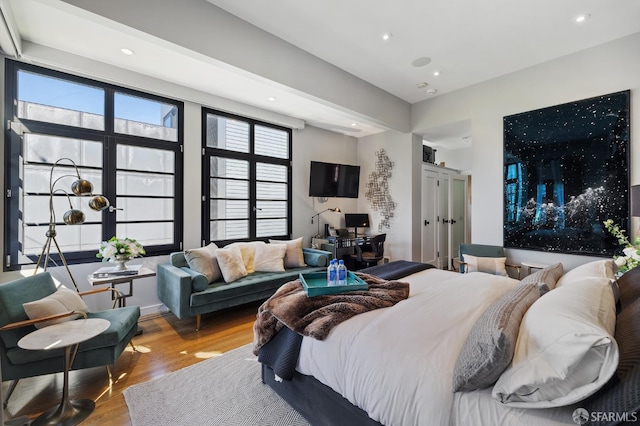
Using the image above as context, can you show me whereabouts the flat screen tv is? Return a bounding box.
[309,161,360,198]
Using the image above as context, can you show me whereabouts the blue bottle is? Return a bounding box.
[327,259,337,286]
[337,259,347,286]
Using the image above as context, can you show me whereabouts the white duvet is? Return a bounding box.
[295,269,576,426]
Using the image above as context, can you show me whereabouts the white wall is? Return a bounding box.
[356,131,423,262]
[292,126,359,246]
[412,32,640,270]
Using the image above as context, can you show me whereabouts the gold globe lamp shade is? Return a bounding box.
[63,209,86,225]
[89,195,110,211]
[71,178,94,196]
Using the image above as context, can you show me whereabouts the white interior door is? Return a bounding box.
[421,169,438,266]
[449,174,468,268]
[438,172,450,269]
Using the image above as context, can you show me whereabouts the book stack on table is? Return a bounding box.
[92,264,142,278]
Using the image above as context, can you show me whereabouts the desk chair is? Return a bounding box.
[351,234,386,269]
[458,243,521,279]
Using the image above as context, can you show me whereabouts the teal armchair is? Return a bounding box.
[0,272,140,405]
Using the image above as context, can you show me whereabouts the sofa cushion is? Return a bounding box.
[269,238,306,268]
[217,246,248,282]
[184,243,221,283]
[190,268,316,307]
[254,243,287,272]
[227,241,265,274]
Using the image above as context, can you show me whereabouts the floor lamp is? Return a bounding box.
[311,208,341,238]
[32,158,111,291]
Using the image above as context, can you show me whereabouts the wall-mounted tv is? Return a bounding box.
[309,161,360,198]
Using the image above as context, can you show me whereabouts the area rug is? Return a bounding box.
[123,343,310,426]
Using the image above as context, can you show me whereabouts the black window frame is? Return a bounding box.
[3,60,184,271]
[201,108,292,245]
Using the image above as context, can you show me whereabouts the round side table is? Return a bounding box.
[18,318,110,426]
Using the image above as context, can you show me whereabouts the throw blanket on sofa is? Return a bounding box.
[252,272,410,355]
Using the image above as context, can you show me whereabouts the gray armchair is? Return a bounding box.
[0,272,140,405]
[458,243,521,278]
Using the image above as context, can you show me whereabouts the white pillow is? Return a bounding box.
[269,238,307,268]
[226,241,264,274]
[464,254,508,277]
[492,275,618,408]
[184,243,221,283]
[253,243,287,272]
[23,287,89,329]
[555,259,616,288]
[216,246,248,282]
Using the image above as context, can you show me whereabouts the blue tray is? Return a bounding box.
[299,271,368,297]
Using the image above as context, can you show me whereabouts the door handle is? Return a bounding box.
[424,220,430,226]
[442,218,450,224]
[450,219,457,225]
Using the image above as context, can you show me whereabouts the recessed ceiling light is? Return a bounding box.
[381,32,393,41]
[575,13,590,23]
[120,48,134,55]
[417,82,428,89]
[411,57,431,67]
[350,123,358,127]
[267,96,276,102]
[433,70,441,77]
[426,89,438,95]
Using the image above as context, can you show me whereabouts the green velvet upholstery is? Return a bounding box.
[0,272,140,382]
[157,246,331,325]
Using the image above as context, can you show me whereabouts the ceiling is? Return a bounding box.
[3,0,640,141]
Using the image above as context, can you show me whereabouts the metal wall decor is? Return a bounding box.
[365,149,397,232]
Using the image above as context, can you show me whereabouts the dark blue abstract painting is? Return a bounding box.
[503,90,630,256]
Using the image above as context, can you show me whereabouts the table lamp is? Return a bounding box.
[311,208,341,238]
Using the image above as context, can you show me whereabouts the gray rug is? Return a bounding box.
[123,343,310,426]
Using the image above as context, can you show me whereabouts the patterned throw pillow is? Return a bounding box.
[452,283,539,392]
[520,263,563,293]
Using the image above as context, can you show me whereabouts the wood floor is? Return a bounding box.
[3,301,261,425]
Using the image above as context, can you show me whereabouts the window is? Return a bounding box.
[4,60,183,270]
[202,109,291,244]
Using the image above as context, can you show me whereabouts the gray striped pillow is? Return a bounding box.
[452,283,540,392]
[520,263,563,292]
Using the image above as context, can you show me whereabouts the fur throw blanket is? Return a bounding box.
[253,272,410,355]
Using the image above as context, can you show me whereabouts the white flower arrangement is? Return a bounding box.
[604,219,640,274]
[97,236,146,263]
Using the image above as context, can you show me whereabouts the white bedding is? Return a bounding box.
[295,269,576,426]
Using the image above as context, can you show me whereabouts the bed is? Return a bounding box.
[257,260,640,426]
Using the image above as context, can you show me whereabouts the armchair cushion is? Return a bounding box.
[463,255,508,277]
[23,287,89,329]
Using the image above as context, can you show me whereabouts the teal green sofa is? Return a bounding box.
[157,247,331,330]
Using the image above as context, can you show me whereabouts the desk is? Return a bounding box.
[19,318,110,426]
[320,237,373,270]
[88,265,156,308]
